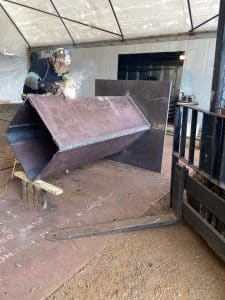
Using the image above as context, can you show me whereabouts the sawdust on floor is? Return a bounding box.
[47,196,225,300]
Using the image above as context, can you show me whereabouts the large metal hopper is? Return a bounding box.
[95,80,171,172]
[6,95,150,181]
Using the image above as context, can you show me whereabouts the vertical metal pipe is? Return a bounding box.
[210,116,223,178]
[170,106,181,204]
[180,106,188,157]
[188,109,198,164]
[171,163,187,219]
[173,106,182,153]
[206,0,225,179]
[199,113,209,169]
[210,0,225,112]
[219,119,225,183]
[187,0,194,31]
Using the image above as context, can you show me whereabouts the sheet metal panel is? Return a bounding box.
[95,80,171,172]
[7,95,150,180]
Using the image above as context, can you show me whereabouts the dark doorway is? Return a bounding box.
[117,52,184,123]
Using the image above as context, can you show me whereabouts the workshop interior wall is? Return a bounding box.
[70,37,216,112]
[0,7,27,103]
[0,35,216,113]
[0,55,27,103]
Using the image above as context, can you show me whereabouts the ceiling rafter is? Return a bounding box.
[189,14,219,33]
[187,0,194,31]
[0,3,30,47]
[108,0,124,39]
[49,0,76,46]
[2,0,121,40]
[1,0,219,48]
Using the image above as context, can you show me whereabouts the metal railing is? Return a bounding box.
[171,103,225,262]
[173,104,225,188]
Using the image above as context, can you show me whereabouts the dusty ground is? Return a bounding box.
[1,115,225,300]
[46,136,225,300]
[47,224,225,300]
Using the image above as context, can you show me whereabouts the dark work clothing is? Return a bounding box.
[23,58,63,94]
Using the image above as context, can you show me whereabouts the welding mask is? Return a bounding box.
[51,48,72,75]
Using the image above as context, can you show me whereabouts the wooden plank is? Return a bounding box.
[186,175,225,222]
[45,213,177,241]
[14,171,63,196]
[183,200,225,263]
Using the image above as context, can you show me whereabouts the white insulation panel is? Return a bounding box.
[4,0,56,14]
[1,2,71,46]
[54,0,120,35]
[191,0,219,29]
[112,0,191,38]
[69,37,216,112]
[64,20,120,43]
[0,4,26,55]
[0,55,27,102]
[0,0,220,47]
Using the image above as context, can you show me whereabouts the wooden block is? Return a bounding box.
[22,179,47,209]
[14,171,63,196]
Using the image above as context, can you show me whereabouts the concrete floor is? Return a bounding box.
[0,116,225,299]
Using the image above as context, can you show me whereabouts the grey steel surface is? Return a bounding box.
[95,80,171,172]
[6,95,150,180]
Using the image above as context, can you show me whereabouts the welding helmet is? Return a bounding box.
[51,48,72,75]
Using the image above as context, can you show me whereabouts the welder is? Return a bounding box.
[23,48,75,98]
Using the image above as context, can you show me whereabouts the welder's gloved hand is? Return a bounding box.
[37,80,59,94]
[45,82,60,94]
[53,82,66,97]
[61,75,76,99]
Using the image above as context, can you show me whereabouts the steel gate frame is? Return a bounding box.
[171,104,225,263]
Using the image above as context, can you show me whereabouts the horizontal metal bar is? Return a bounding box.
[186,175,225,222]
[177,103,225,119]
[45,213,177,240]
[29,31,217,51]
[183,200,225,263]
[173,152,225,189]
